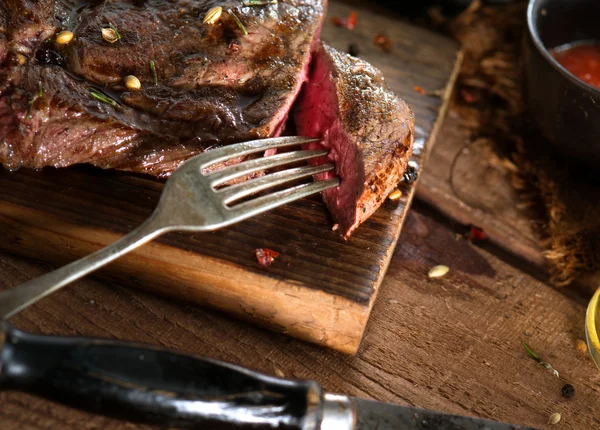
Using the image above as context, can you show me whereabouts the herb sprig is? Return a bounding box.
[149,60,158,85]
[243,0,277,5]
[26,81,43,120]
[108,23,121,41]
[522,342,559,377]
[227,9,248,35]
[89,87,121,109]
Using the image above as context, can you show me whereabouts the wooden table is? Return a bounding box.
[3,107,600,429]
[3,8,600,430]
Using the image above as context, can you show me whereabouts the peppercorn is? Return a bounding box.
[561,383,575,399]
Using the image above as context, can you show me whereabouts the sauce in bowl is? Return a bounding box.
[552,42,600,90]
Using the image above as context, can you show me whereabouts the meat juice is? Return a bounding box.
[551,42,600,90]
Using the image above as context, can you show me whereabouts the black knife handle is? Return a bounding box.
[0,322,324,429]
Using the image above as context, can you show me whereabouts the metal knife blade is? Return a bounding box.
[352,398,537,430]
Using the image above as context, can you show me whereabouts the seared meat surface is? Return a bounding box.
[0,1,415,238]
[293,43,414,238]
[0,0,325,176]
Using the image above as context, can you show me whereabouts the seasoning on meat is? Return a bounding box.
[0,0,326,176]
[55,31,74,45]
[203,6,223,25]
[124,75,141,91]
[88,88,121,109]
[255,248,279,267]
[243,0,278,5]
[227,9,248,36]
[148,60,158,85]
[101,27,119,44]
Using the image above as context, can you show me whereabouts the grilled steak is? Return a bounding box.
[0,1,415,238]
[293,43,414,238]
[0,0,325,176]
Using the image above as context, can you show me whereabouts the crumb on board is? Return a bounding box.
[428,265,449,278]
[331,11,357,30]
[459,87,479,104]
[548,413,561,425]
[414,86,426,95]
[574,339,588,355]
[373,33,392,53]
[467,225,487,242]
[388,189,402,200]
[254,248,279,267]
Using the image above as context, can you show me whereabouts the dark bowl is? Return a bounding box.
[523,0,600,166]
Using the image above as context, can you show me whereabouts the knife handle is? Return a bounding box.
[0,322,324,429]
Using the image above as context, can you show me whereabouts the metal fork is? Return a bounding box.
[0,136,338,320]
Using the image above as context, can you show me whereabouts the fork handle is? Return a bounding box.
[0,213,167,320]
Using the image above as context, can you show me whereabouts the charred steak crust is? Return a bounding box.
[294,43,414,238]
[0,0,326,176]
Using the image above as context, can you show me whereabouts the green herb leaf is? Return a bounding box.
[522,342,541,362]
[26,99,34,120]
[89,88,121,109]
[243,0,277,5]
[26,82,43,120]
[228,9,248,35]
[108,22,121,41]
[149,60,158,85]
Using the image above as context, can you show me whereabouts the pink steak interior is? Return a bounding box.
[293,47,364,235]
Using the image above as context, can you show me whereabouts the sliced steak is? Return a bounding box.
[0,0,325,176]
[293,43,414,238]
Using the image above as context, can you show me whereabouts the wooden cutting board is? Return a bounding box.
[0,2,461,354]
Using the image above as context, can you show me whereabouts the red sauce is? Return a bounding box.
[552,43,600,89]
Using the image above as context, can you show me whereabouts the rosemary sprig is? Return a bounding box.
[243,0,277,5]
[26,98,35,120]
[522,342,559,377]
[108,22,121,41]
[89,87,121,109]
[227,9,248,35]
[522,342,541,362]
[26,81,43,120]
[149,60,158,85]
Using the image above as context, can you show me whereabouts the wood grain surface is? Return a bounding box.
[1,205,598,430]
[0,2,462,353]
[417,111,545,268]
[416,105,600,294]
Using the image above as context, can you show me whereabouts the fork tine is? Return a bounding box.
[226,178,340,221]
[218,163,335,205]
[209,150,328,187]
[197,136,320,170]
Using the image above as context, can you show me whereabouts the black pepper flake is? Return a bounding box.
[561,383,575,398]
[228,39,241,53]
[402,165,418,184]
[348,43,359,57]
